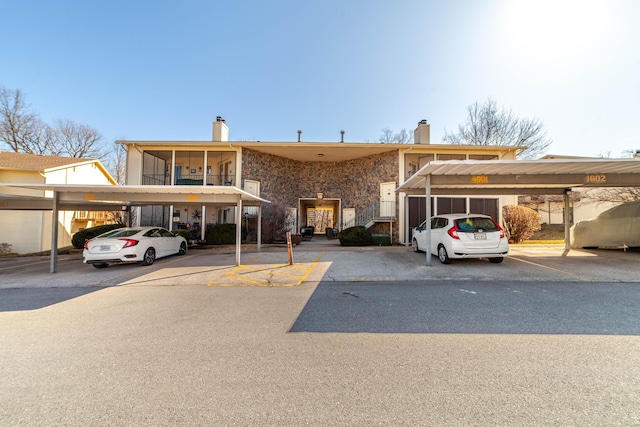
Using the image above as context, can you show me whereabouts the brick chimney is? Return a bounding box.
[212,116,229,142]
[414,119,430,144]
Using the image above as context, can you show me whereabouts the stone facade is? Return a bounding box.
[242,148,400,239]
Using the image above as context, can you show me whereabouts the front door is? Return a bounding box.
[380,182,396,217]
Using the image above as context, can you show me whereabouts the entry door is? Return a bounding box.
[380,182,396,217]
[342,208,355,229]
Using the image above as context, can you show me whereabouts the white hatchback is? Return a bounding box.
[83,226,187,268]
[412,214,509,264]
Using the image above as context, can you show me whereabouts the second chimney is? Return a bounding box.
[212,116,229,142]
[414,120,430,144]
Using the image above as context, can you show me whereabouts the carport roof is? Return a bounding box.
[0,183,270,211]
[397,158,640,195]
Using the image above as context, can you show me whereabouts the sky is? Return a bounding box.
[2,0,639,158]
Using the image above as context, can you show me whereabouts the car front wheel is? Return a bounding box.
[179,242,187,255]
[142,248,156,266]
[412,238,420,252]
[437,244,451,264]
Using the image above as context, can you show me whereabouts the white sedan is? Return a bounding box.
[83,227,187,268]
[412,214,509,264]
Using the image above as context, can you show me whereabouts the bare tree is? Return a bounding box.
[55,119,104,158]
[378,127,413,144]
[105,142,127,185]
[27,118,58,155]
[583,187,640,204]
[443,98,552,159]
[0,86,38,152]
[1,86,106,158]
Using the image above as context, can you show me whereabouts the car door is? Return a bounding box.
[159,228,180,255]
[145,228,168,258]
[430,217,447,254]
[414,220,427,250]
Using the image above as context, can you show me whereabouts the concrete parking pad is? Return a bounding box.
[207,252,326,287]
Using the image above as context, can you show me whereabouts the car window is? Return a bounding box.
[455,217,497,232]
[144,229,161,238]
[99,229,140,238]
[160,229,175,237]
[430,218,448,229]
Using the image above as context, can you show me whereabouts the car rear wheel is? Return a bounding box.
[437,244,451,264]
[92,263,109,269]
[142,248,156,266]
[489,257,503,263]
[412,238,420,252]
[179,242,187,255]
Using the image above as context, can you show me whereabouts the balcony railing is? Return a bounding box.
[141,174,235,186]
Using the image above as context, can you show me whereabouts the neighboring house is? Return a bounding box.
[119,118,518,244]
[0,152,117,254]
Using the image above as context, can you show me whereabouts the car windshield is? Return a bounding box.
[455,217,498,232]
[98,229,141,238]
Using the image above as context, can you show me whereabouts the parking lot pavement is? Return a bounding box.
[1,244,639,289]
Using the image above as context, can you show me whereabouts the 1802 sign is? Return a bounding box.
[585,175,606,183]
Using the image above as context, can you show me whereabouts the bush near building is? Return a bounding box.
[338,226,372,246]
[502,205,542,243]
[205,223,246,245]
[71,224,126,249]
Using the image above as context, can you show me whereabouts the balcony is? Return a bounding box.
[141,174,236,186]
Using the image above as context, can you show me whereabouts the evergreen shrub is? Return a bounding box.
[338,226,372,246]
[71,224,126,249]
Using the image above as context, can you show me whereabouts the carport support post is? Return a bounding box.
[564,190,571,250]
[404,194,409,250]
[235,196,242,266]
[425,175,432,266]
[50,191,59,273]
[257,203,262,252]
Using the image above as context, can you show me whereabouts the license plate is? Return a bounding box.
[100,245,111,251]
[474,233,487,240]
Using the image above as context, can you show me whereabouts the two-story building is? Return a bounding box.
[120,118,519,244]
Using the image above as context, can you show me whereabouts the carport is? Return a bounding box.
[0,183,270,272]
[397,158,640,265]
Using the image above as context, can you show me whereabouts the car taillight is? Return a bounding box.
[119,238,139,248]
[448,223,460,240]
[83,240,91,250]
[492,220,505,239]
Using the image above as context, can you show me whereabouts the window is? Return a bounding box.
[437,154,466,161]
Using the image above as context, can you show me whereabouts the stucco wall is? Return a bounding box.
[242,148,400,239]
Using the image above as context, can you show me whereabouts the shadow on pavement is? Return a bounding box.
[0,287,103,312]
[290,280,640,335]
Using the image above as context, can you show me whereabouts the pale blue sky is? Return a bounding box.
[3,0,639,157]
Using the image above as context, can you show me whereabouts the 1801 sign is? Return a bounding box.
[471,175,489,184]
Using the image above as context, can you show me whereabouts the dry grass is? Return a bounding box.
[525,224,565,244]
